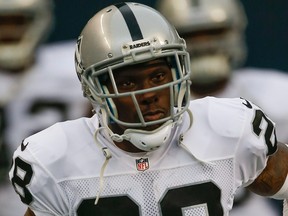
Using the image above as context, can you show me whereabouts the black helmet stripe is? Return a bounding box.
[115,3,144,41]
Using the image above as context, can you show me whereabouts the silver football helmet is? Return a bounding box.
[75,2,191,151]
[0,0,54,71]
[157,0,247,85]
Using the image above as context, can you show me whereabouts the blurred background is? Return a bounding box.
[47,0,288,72]
[0,0,287,215]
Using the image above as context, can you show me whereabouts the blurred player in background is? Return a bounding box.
[156,0,288,215]
[0,0,55,182]
[0,0,89,215]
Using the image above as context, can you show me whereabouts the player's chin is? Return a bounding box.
[142,121,167,131]
[142,125,159,131]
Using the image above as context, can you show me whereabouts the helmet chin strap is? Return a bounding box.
[99,106,176,152]
[111,120,175,151]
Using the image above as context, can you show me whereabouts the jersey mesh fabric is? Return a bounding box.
[59,158,234,216]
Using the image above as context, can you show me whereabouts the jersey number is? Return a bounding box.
[252,109,277,155]
[242,98,277,155]
[11,157,33,205]
[77,182,223,216]
[11,157,223,215]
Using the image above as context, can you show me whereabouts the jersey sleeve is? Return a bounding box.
[9,135,69,215]
[234,97,278,187]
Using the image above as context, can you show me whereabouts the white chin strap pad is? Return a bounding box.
[112,120,174,152]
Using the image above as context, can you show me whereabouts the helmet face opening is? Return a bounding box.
[0,14,33,43]
[0,0,54,71]
[83,54,190,128]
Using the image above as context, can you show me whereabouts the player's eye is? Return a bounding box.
[153,72,165,81]
[118,80,136,91]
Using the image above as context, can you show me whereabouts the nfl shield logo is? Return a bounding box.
[136,158,149,171]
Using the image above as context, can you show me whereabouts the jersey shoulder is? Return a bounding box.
[11,115,101,180]
[185,97,278,185]
[8,115,103,214]
[189,97,249,138]
[186,96,277,158]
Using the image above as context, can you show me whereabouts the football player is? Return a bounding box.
[0,0,89,164]
[9,2,288,216]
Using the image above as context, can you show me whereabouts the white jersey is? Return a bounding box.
[3,41,89,155]
[9,97,276,216]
